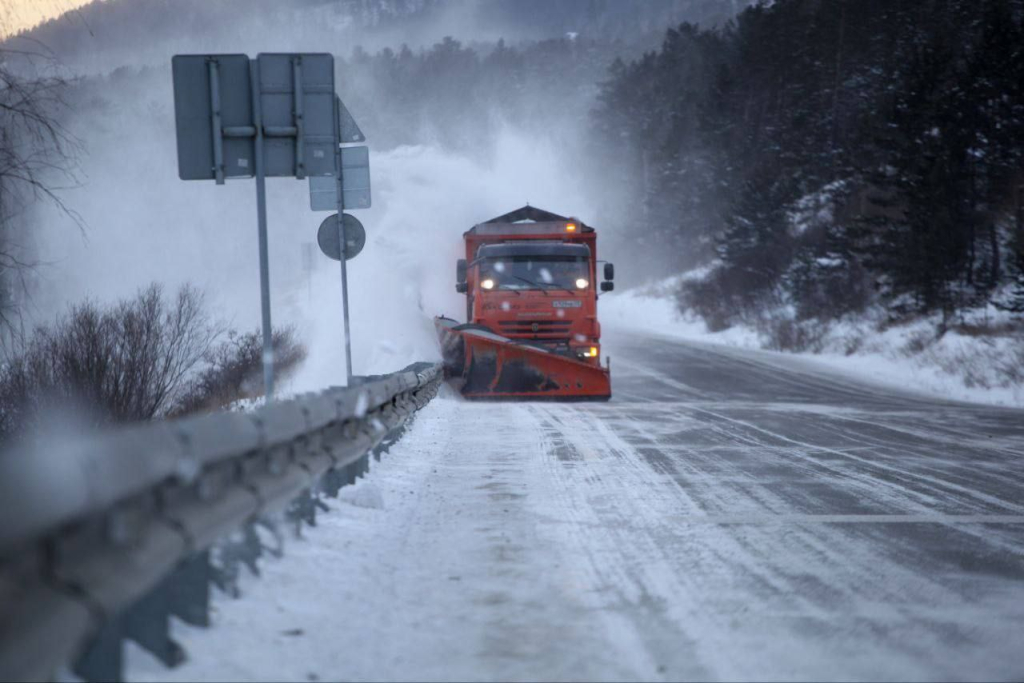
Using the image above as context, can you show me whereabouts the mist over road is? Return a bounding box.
[131,331,1024,682]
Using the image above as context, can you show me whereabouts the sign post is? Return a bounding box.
[172,52,338,401]
[336,137,353,383]
[249,58,274,399]
[310,96,371,385]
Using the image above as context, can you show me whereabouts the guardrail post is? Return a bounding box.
[211,522,264,597]
[123,578,185,668]
[72,620,123,683]
[169,551,211,627]
[286,489,317,534]
[319,467,346,498]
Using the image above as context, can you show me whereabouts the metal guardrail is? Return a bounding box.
[0,362,443,682]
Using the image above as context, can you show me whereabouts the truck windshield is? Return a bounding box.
[480,256,588,291]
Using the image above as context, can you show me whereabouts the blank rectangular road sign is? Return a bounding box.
[172,54,254,180]
[309,176,336,211]
[309,146,372,211]
[340,145,371,209]
[257,53,337,178]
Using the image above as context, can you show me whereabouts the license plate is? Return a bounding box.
[553,300,582,308]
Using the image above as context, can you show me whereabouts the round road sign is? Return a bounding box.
[317,213,366,261]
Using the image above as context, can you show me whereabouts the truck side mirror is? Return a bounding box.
[456,282,468,293]
[600,281,614,292]
[604,263,615,281]
[456,259,467,284]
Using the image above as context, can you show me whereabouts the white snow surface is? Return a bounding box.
[129,397,663,682]
[126,385,1024,682]
[600,279,1024,409]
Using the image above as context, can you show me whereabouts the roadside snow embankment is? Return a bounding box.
[601,279,1024,409]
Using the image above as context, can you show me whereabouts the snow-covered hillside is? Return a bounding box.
[601,279,1024,409]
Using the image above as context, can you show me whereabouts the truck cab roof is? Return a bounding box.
[465,205,594,236]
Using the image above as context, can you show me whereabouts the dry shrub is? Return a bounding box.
[173,328,307,416]
[678,276,735,332]
[835,330,865,356]
[918,334,1024,391]
[677,266,776,332]
[754,312,829,353]
[949,320,1021,338]
[901,328,936,355]
[999,339,1024,386]
[0,284,215,438]
[0,284,309,442]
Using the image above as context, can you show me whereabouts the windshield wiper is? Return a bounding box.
[512,274,550,295]
[534,278,576,296]
[544,283,576,296]
[514,275,578,296]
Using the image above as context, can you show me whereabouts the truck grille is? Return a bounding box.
[497,320,572,340]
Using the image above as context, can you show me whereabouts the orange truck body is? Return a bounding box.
[434,206,613,400]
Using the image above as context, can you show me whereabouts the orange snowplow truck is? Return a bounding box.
[434,206,614,400]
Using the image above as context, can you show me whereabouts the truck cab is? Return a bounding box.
[455,206,614,367]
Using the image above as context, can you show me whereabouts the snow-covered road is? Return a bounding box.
[130,331,1024,681]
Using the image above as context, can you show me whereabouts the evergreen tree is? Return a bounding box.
[591,0,1024,322]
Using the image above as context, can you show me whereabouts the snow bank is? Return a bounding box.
[600,272,759,349]
[601,278,1024,409]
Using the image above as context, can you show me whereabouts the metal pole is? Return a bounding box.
[292,57,305,179]
[207,59,225,185]
[250,58,275,401]
[335,143,353,384]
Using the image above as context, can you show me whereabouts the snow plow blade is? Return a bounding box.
[434,317,611,401]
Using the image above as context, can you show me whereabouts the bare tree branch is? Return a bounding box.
[0,48,81,347]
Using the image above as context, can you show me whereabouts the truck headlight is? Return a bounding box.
[575,278,589,289]
[481,278,495,290]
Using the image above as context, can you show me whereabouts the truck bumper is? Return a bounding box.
[434,317,612,401]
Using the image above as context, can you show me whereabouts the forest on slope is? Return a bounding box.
[591,0,1024,334]
[11,0,751,74]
